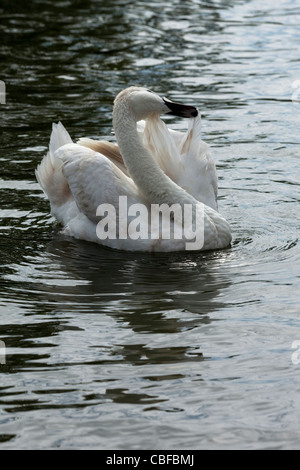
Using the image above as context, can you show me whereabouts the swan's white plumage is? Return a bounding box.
[35,122,78,224]
[36,87,231,251]
[138,115,218,210]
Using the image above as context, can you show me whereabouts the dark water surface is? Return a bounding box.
[1,0,300,449]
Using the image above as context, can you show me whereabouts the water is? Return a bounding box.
[0,0,300,449]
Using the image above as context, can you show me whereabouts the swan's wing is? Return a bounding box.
[139,116,185,182]
[77,138,129,176]
[139,114,218,210]
[55,143,140,224]
[178,115,218,210]
[137,120,184,148]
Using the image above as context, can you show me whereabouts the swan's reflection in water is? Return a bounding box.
[45,235,231,310]
[1,222,233,419]
[28,235,230,366]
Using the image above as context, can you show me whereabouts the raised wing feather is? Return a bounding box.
[177,115,218,210]
[138,114,218,210]
[140,116,184,182]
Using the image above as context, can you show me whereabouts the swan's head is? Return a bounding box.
[114,86,198,122]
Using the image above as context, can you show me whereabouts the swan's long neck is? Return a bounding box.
[113,99,197,207]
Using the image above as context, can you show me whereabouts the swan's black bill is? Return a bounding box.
[163,97,198,118]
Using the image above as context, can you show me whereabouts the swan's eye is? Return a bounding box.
[147,89,155,94]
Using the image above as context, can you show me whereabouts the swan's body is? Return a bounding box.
[36,87,231,251]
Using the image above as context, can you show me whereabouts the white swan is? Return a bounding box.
[36,86,231,251]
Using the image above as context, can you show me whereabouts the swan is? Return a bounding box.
[36,86,231,251]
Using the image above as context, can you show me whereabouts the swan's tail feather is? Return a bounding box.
[35,122,74,221]
[49,121,73,159]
